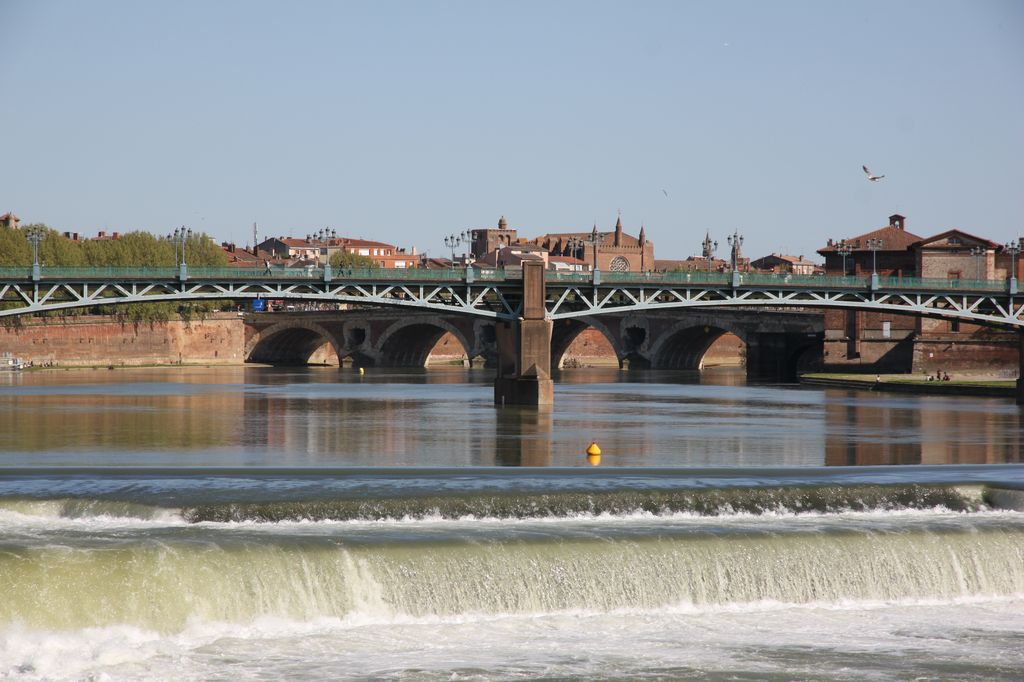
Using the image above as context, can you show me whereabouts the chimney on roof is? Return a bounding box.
[112,232,119,239]
[97,230,106,238]
[889,214,906,230]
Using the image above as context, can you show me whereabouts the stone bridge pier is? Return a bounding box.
[493,261,554,406]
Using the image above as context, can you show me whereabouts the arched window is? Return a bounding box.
[610,256,630,272]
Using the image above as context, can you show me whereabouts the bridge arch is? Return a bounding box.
[245,320,344,366]
[376,318,474,367]
[551,318,621,370]
[646,317,751,370]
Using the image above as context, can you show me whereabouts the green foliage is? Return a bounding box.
[329,250,378,269]
[0,225,32,266]
[2,225,231,322]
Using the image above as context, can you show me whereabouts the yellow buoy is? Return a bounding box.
[586,441,601,466]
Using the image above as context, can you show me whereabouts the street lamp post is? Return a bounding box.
[26,225,46,281]
[866,238,883,290]
[168,226,192,280]
[580,228,602,283]
[588,231,600,271]
[567,232,601,277]
[444,233,464,267]
[1005,239,1021,295]
[702,233,718,272]
[834,240,852,277]
[565,236,581,260]
[726,230,744,271]
[969,246,986,281]
[458,230,476,282]
[726,230,744,287]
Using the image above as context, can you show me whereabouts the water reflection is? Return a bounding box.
[494,407,552,467]
[823,392,1023,466]
[0,366,1020,467]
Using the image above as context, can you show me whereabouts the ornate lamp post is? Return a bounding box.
[726,230,744,271]
[969,245,986,281]
[168,226,192,280]
[565,236,581,261]
[443,233,464,267]
[1005,239,1021,295]
[866,237,883,290]
[834,240,852,276]
[568,227,602,283]
[26,225,46,281]
[866,238,883,274]
[585,228,601,271]
[702,233,718,272]
[726,230,744,287]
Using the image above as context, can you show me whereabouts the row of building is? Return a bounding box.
[6,210,1019,283]
[245,214,824,275]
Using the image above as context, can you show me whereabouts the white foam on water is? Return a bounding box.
[4,597,1023,680]
[200,505,1022,532]
[0,503,184,529]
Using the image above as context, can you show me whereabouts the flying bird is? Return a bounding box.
[863,165,885,182]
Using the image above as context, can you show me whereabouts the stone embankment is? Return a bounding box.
[0,314,245,367]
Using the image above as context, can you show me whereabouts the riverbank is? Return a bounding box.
[800,372,1018,398]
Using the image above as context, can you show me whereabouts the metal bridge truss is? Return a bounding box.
[546,282,1024,329]
[1,272,1022,329]
[0,278,522,320]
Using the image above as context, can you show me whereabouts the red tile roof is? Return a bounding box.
[913,229,1000,249]
[819,225,923,253]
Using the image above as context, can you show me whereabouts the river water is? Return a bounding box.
[1,366,1023,680]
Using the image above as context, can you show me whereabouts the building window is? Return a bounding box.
[882,321,891,339]
[610,256,630,272]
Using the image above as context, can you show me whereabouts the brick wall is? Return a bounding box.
[0,314,245,367]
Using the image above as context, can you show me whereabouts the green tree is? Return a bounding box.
[0,224,35,266]
[329,250,377,269]
[2,226,230,322]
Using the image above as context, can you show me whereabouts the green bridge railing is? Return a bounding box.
[0,266,1013,293]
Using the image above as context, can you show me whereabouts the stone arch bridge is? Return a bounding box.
[245,308,823,380]
[2,260,1022,403]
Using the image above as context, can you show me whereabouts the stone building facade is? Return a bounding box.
[469,216,654,272]
[817,214,1020,374]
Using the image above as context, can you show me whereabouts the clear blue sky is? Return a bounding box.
[1,0,1021,262]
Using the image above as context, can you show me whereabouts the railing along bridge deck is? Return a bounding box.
[1,266,1021,328]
